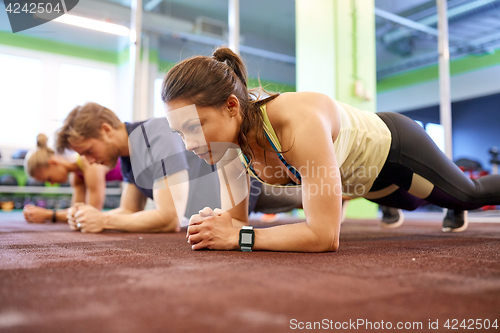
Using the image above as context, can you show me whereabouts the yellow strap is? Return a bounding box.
[237,106,301,188]
[260,105,282,151]
[75,154,84,171]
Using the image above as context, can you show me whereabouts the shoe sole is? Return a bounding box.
[381,209,404,229]
[340,200,350,225]
[442,210,469,233]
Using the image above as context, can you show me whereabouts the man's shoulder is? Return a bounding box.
[124,120,147,135]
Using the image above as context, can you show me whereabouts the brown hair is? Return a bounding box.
[56,102,122,153]
[161,46,280,166]
[25,134,55,177]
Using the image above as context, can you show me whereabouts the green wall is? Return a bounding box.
[335,0,378,219]
[378,48,500,93]
[0,30,118,63]
[334,0,377,112]
[296,0,379,219]
[296,0,336,98]
[296,0,376,112]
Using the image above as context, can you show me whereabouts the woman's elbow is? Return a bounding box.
[329,239,340,252]
[160,222,180,233]
[315,232,339,252]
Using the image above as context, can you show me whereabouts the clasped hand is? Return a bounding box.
[186,207,239,250]
[67,203,106,233]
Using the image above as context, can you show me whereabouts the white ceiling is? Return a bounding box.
[2,0,500,80]
[375,0,500,78]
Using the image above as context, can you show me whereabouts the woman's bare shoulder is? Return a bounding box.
[266,92,337,125]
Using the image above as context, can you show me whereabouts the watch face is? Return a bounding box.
[239,229,254,247]
[241,233,253,245]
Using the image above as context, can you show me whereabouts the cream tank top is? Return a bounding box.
[240,100,392,197]
[332,101,392,197]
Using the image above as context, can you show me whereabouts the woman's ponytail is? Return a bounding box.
[36,133,49,150]
[25,133,55,177]
[212,47,248,88]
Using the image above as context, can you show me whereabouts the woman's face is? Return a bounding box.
[33,159,69,185]
[166,99,241,165]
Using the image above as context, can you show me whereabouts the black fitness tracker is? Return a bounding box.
[239,226,254,252]
[52,209,57,223]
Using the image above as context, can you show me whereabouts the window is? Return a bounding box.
[57,63,112,122]
[153,77,165,118]
[425,123,445,152]
[0,53,43,147]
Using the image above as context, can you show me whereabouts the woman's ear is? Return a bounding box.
[226,95,240,117]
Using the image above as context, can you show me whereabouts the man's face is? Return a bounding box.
[70,136,120,169]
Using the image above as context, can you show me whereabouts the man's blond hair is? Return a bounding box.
[56,102,122,153]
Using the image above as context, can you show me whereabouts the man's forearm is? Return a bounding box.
[104,209,180,233]
[105,207,134,215]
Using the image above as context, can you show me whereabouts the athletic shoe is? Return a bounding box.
[340,200,349,224]
[380,206,404,228]
[442,209,468,232]
[260,213,279,223]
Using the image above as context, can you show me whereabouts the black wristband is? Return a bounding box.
[52,209,57,223]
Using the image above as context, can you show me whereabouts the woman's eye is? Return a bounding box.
[188,124,200,132]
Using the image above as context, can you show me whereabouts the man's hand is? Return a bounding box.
[187,208,239,251]
[23,205,51,223]
[74,204,107,233]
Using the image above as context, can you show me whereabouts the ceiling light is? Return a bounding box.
[52,14,130,36]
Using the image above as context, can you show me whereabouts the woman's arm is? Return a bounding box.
[216,149,251,227]
[23,205,68,223]
[253,92,342,251]
[70,173,86,205]
[188,93,342,252]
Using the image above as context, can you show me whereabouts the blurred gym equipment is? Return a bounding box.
[26,178,45,187]
[0,174,18,186]
[12,149,28,160]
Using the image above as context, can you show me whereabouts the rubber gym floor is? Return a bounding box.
[1,211,499,332]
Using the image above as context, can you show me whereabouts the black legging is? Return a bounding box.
[367,112,500,211]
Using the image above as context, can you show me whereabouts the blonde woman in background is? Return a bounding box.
[23,134,122,223]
